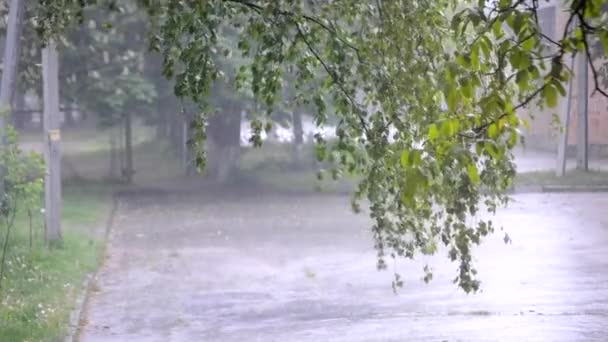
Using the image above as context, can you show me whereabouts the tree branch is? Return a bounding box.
[225,0,362,58]
[293,23,369,136]
[578,13,608,97]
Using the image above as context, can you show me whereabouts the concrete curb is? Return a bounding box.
[540,185,608,193]
[510,185,608,194]
[64,193,119,342]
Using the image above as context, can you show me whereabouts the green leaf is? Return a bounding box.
[467,163,480,184]
[488,123,498,139]
[553,80,567,97]
[522,36,535,51]
[400,150,410,167]
[509,50,522,68]
[441,119,458,137]
[479,36,492,59]
[456,53,469,67]
[543,85,558,108]
[492,19,504,39]
[461,80,473,99]
[485,141,500,159]
[411,149,422,166]
[601,32,608,56]
[471,44,480,70]
[475,142,483,155]
[499,0,511,10]
[447,88,458,112]
[516,70,529,89]
[428,124,439,142]
[508,131,518,148]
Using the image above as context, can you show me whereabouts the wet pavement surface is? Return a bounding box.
[79,190,608,341]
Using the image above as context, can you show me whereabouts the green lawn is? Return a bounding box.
[238,143,358,194]
[0,122,180,341]
[242,168,357,194]
[0,183,112,342]
[515,169,608,188]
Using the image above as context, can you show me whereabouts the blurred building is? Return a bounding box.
[524,1,608,154]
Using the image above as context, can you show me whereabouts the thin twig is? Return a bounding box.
[293,23,370,135]
[225,0,362,57]
[0,201,18,293]
[578,13,608,97]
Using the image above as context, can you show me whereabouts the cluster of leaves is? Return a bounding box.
[0,126,44,219]
[0,115,45,290]
[32,0,608,292]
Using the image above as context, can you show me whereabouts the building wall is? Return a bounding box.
[523,4,608,150]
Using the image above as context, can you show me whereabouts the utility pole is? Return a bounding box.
[0,0,24,120]
[123,112,134,183]
[556,53,576,177]
[42,41,62,244]
[576,51,589,171]
[0,0,25,196]
[181,116,188,173]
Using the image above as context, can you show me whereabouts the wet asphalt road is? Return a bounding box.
[78,190,608,342]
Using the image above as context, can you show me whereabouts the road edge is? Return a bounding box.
[63,192,119,342]
[511,185,608,194]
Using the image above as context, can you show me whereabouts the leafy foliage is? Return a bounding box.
[32,0,608,292]
[0,119,45,290]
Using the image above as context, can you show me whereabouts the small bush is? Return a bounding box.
[0,125,45,291]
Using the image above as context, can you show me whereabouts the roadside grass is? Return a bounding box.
[241,167,358,194]
[238,143,358,194]
[18,121,176,186]
[61,139,183,186]
[0,183,112,342]
[514,169,608,188]
[241,144,608,193]
[0,123,182,341]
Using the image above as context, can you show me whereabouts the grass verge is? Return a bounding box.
[514,169,608,188]
[250,169,608,194]
[0,183,113,342]
[238,143,358,194]
[242,168,357,194]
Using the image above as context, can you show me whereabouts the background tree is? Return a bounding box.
[61,2,156,181]
[2,0,159,182]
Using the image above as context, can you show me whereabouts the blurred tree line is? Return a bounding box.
[0,0,310,183]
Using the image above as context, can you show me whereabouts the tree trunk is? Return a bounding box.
[180,116,189,172]
[108,127,119,179]
[42,41,62,245]
[184,116,196,176]
[292,111,304,165]
[13,91,26,129]
[0,0,25,124]
[207,105,242,184]
[64,104,75,127]
[123,112,134,183]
